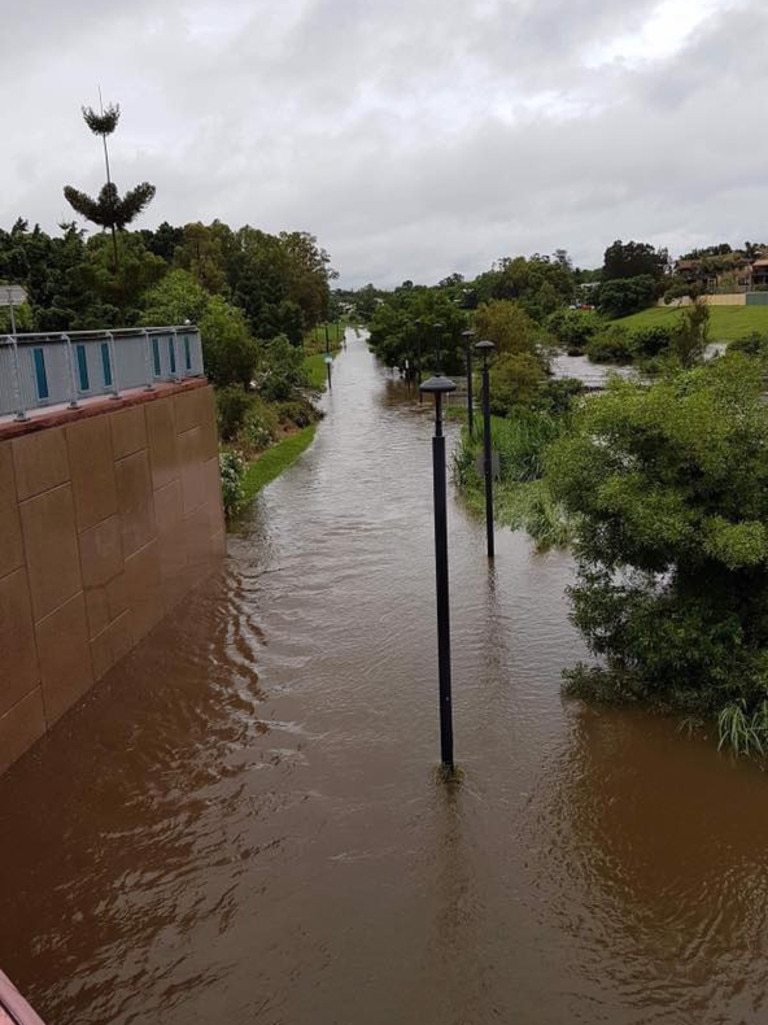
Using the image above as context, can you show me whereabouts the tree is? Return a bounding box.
[258,334,309,401]
[602,240,669,282]
[472,299,550,360]
[670,297,709,368]
[547,355,768,752]
[173,221,230,293]
[141,268,210,326]
[78,232,166,325]
[473,253,574,320]
[367,286,468,375]
[199,296,260,389]
[489,352,546,413]
[64,101,156,268]
[597,275,659,317]
[547,308,600,355]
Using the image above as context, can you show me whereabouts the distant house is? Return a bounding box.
[673,250,768,292]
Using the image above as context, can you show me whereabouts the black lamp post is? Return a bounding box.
[420,372,458,772]
[462,328,475,435]
[432,321,444,371]
[324,322,330,354]
[324,353,333,390]
[475,339,496,559]
[414,320,424,403]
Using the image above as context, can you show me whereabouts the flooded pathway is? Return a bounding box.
[2,332,768,1025]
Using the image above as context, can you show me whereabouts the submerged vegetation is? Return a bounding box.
[350,242,768,759]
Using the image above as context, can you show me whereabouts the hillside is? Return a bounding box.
[609,304,768,341]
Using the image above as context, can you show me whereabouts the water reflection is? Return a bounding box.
[525,706,768,1022]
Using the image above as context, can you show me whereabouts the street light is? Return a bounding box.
[324,353,333,390]
[461,328,475,435]
[475,339,496,559]
[420,372,458,773]
[413,320,424,403]
[432,321,444,371]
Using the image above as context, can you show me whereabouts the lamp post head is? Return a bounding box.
[475,338,495,366]
[421,375,456,436]
[419,374,457,396]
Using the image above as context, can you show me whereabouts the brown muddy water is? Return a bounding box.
[2,332,768,1025]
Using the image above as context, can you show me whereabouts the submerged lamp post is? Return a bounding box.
[414,319,424,399]
[324,353,333,390]
[462,328,475,435]
[476,339,496,559]
[432,321,444,370]
[420,372,457,771]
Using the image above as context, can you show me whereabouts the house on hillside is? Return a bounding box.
[673,250,768,292]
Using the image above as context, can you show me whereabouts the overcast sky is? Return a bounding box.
[1,0,765,287]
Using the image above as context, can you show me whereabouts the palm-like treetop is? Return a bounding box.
[63,100,155,267]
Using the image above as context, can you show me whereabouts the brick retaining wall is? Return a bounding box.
[0,380,225,775]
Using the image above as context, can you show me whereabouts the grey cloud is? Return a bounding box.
[1,0,765,288]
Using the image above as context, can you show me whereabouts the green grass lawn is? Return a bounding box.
[242,426,317,500]
[303,352,333,389]
[610,305,768,341]
[304,321,346,353]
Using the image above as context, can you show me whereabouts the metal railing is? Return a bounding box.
[0,326,204,420]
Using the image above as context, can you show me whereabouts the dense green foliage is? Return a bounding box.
[597,274,660,317]
[219,449,247,518]
[366,285,470,375]
[547,355,768,752]
[0,218,334,343]
[602,240,669,281]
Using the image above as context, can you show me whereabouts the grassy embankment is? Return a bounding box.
[609,304,768,341]
[302,320,347,388]
[230,325,344,503]
[241,425,317,502]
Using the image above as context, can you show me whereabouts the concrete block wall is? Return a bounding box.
[0,380,225,775]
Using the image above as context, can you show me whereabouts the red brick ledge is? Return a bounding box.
[0,378,210,441]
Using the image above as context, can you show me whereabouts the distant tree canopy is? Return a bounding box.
[366,285,467,376]
[473,252,575,319]
[602,240,669,282]
[0,219,334,343]
[597,274,660,317]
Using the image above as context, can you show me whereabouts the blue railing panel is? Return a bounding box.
[0,326,204,418]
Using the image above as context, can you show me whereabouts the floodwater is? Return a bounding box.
[2,332,768,1025]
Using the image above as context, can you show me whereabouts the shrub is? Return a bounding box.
[586,325,633,364]
[729,331,768,358]
[538,377,586,415]
[238,398,280,451]
[219,448,246,519]
[597,275,659,318]
[547,357,768,754]
[275,396,317,429]
[489,352,547,414]
[259,334,309,402]
[216,386,252,441]
[546,308,600,355]
[629,324,673,359]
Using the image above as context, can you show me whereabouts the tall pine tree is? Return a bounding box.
[64,100,155,268]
